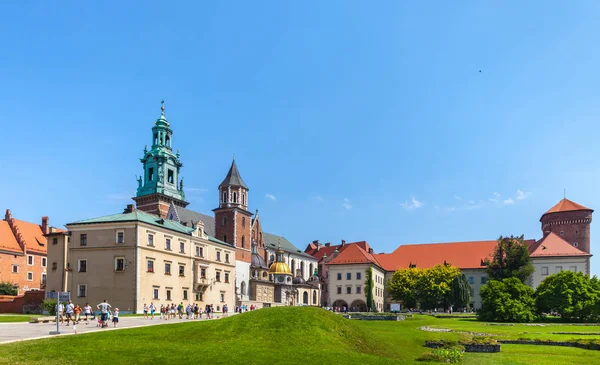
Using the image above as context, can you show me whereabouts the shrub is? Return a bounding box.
[460,336,498,345]
[0,281,18,296]
[418,348,463,363]
[535,271,600,322]
[42,299,57,316]
[478,278,536,322]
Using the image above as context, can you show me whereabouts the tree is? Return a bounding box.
[535,271,600,322]
[387,267,423,309]
[0,282,17,296]
[478,277,536,322]
[484,235,534,284]
[418,264,461,310]
[365,267,375,312]
[450,274,472,310]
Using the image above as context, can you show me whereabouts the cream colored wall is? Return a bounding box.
[46,233,69,293]
[461,269,488,310]
[530,257,589,289]
[327,264,385,311]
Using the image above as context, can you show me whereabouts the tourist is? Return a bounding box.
[73,303,82,324]
[83,303,92,324]
[160,304,165,320]
[57,301,64,324]
[64,300,74,326]
[112,308,119,327]
[171,303,176,319]
[149,303,156,319]
[143,303,148,319]
[97,299,112,328]
[193,303,199,319]
[178,302,184,319]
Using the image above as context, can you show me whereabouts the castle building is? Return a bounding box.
[0,210,54,294]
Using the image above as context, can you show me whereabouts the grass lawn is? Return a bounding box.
[0,314,35,323]
[0,308,599,364]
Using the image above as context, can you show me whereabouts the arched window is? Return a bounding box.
[309,263,314,277]
[222,191,227,203]
[243,193,246,205]
[313,291,317,304]
[233,192,238,203]
[300,261,305,278]
[165,135,170,147]
[303,292,308,304]
[240,281,246,296]
[291,260,296,275]
[242,217,245,227]
[153,133,158,145]
[241,236,245,248]
[223,234,227,243]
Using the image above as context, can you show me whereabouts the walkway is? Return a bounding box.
[0,314,235,345]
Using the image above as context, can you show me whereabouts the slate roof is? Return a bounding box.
[327,243,381,267]
[529,232,591,258]
[219,159,248,189]
[263,232,314,258]
[0,221,22,254]
[169,206,215,237]
[541,198,593,220]
[70,210,195,234]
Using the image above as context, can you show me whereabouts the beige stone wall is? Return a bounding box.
[45,232,70,293]
[461,269,488,310]
[327,264,385,311]
[250,281,274,303]
[530,256,589,289]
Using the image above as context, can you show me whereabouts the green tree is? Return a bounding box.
[535,271,600,322]
[478,277,536,322]
[418,264,461,310]
[42,299,57,315]
[450,273,472,310]
[484,235,534,284]
[364,267,375,312]
[387,267,423,309]
[0,282,18,296]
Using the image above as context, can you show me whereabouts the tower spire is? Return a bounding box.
[161,100,165,116]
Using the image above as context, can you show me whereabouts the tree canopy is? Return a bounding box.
[478,277,536,322]
[0,282,17,296]
[484,235,534,284]
[535,271,600,322]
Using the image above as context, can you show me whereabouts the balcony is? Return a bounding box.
[194,277,210,292]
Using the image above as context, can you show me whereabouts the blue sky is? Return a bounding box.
[2,2,600,275]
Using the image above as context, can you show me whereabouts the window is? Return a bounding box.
[27,255,34,266]
[166,289,172,301]
[346,287,352,294]
[78,259,87,273]
[80,234,87,246]
[179,241,185,253]
[12,264,18,273]
[470,288,474,296]
[242,217,245,227]
[233,192,238,203]
[356,286,362,294]
[337,273,342,280]
[216,251,221,262]
[555,266,563,273]
[346,273,351,280]
[196,246,204,257]
[200,268,206,278]
[560,231,564,236]
[222,191,228,203]
[223,235,227,243]
[148,167,154,181]
[481,277,488,284]
[51,262,57,271]
[52,237,58,245]
[225,272,230,283]
[337,287,342,294]
[196,292,203,301]
[220,292,225,302]
[168,169,174,184]
[225,253,230,263]
[78,284,87,297]
[541,267,549,276]
[183,289,188,300]
[41,273,47,285]
[216,271,221,282]
[164,263,171,275]
[243,193,246,205]
[148,234,154,247]
[147,260,154,272]
[179,265,185,276]
[573,242,579,247]
[222,217,227,226]
[468,276,474,285]
[27,272,33,281]
[241,236,245,248]
[115,258,125,271]
[153,288,159,299]
[356,272,361,280]
[42,258,47,267]
[165,238,171,250]
[569,266,577,272]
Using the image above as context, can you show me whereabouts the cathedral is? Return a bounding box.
[134,102,321,308]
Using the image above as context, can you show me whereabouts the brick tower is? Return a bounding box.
[133,101,188,217]
[540,198,593,254]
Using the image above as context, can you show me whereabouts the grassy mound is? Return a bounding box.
[0,307,394,365]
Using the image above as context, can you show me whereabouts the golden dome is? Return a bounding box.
[269,261,292,275]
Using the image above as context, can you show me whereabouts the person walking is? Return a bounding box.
[73,303,82,324]
[57,302,64,325]
[112,308,119,327]
[83,303,92,324]
[64,300,75,326]
[149,303,156,319]
[97,299,112,328]
[143,303,148,319]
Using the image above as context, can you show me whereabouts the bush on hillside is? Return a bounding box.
[417,348,463,363]
[478,277,536,322]
[0,281,18,296]
[535,271,600,322]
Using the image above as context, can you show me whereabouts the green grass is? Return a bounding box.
[0,308,599,364]
[0,314,35,323]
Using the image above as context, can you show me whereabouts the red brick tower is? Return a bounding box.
[540,198,593,254]
[213,159,252,263]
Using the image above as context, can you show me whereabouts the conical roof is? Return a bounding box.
[540,198,593,221]
[219,159,248,189]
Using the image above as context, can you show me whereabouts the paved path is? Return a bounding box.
[0,314,235,345]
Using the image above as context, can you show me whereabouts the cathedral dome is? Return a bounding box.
[269,261,291,275]
[292,276,306,285]
[251,252,268,269]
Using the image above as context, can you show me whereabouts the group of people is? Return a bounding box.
[55,299,119,328]
[142,303,228,320]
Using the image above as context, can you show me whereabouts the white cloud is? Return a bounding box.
[265,194,276,201]
[402,196,423,210]
[342,198,352,210]
[503,198,514,205]
[493,192,500,197]
[516,189,531,201]
[313,195,324,202]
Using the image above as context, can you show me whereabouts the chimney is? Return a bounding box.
[41,216,49,235]
[341,240,346,247]
[124,204,135,213]
[325,243,330,247]
[368,248,374,254]
[4,209,11,221]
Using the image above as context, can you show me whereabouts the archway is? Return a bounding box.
[312,291,317,305]
[303,292,308,304]
[350,299,367,312]
[332,300,348,311]
[240,281,246,297]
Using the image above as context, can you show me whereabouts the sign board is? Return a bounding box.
[390,303,401,313]
[45,292,70,302]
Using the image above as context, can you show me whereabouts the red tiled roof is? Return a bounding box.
[0,221,22,254]
[305,241,371,261]
[12,219,46,254]
[543,198,592,216]
[374,239,536,271]
[529,232,590,258]
[327,243,381,267]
